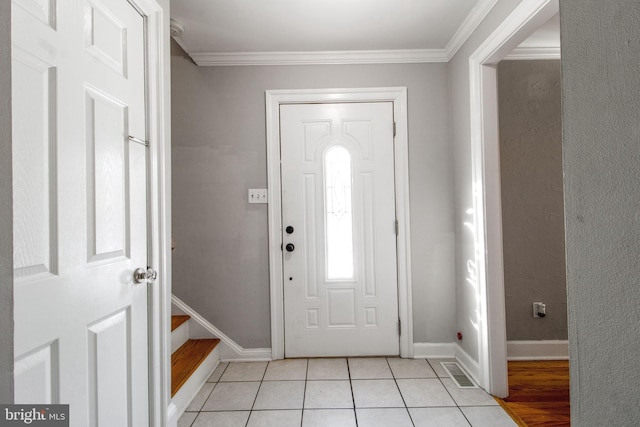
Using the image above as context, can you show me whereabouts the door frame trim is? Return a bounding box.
[468,0,559,396]
[126,0,172,425]
[265,87,413,360]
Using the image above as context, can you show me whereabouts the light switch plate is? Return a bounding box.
[248,189,268,204]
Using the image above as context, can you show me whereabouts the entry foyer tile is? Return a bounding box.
[426,358,457,378]
[201,381,260,411]
[441,378,498,406]
[185,383,214,412]
[264,359,308,381]
[246,410,302,427]
[207,362,228,383]
[181,357,519,427]
[304,380,354,409]
[460,406,518,426]
[409,407,471,427]
[302,409,357,427]
[191,411,250,427]
[178,411,197,427]
[253,380,305,410]
[397,378,456,407]
[307,358,349,380]
[351,380,404,408]
[356,408,414,427]
[219,361,267,382]
[348,357,393,379]
[387,357,437,379]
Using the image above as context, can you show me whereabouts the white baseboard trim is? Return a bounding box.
[166,403,178,427]
[455,344,481,385]
[412,343,456,359]
[170,348,220,423]
[507,340,569,360]
[172,295,273,362]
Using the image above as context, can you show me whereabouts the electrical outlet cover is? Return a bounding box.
[248,189,268,204]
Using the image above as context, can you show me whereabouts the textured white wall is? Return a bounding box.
[561,0,640,423]
[171,44,456,349]
[497,60,567,341]
[0,0,14,404]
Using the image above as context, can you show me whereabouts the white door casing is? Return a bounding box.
[468,0,559,396]
[12,0,152,425]
[266,88,413,360]
[281,102,399,357]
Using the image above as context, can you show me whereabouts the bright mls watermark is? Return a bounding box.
[0,405,68,426]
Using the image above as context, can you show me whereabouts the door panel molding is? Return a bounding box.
[10,0,171,424]
[266,87,413,359]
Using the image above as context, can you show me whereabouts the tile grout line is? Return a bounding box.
[385,356,417,427]
[427,359,473,427]
[300,359,309,427]
[346,358,359,427]
[190,362,230,427]
[244,361,269,427]
[181,358,508,427]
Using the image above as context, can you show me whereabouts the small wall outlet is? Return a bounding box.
[248,189,268,204]
[533,302,546,318]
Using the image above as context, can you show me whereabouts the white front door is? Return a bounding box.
[280,102,400,357]
[12,0,150,425]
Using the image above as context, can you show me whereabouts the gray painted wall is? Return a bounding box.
[171,42,456,348]
[497,60,567,341]
[561,0,640,423]
[0,0,14,404]
[449,0,524,362]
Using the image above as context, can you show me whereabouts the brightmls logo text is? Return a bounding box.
[0,405,68,426]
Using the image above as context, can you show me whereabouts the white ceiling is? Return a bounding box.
[170,1,560,66]
[171,0,500,65]
[518,13,560,49]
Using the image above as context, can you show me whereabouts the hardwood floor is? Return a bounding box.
[496,360,570,427]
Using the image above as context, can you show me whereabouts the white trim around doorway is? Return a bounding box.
[126,0,172,425]
[265,87,413,360]
[468,0,559,397]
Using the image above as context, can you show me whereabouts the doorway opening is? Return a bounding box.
[468,0,560,396]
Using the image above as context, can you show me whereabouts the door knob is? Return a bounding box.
[285,243,295,252]
[134,267,158,284]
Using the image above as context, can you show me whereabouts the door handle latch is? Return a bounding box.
[134,267,158,284]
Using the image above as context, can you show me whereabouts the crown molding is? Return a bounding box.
[179,0,499,66]
[503,46,561,60]
[190,49,448,66]
[444,0,500,60]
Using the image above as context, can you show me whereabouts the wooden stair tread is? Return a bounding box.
[171,339,220,397]
[171,315,190,331]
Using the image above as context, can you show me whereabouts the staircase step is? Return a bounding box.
[171,315,190,332]
[171,339,220,397]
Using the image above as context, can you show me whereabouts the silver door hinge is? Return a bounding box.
[395,220,399,235]
[393,122,397,138]
[398,319,401,335]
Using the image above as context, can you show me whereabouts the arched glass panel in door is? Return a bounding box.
[324,145,355,280]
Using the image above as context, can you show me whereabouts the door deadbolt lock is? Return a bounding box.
[134,267,158,284]
[286,226,294,234]
[285,243,295,252]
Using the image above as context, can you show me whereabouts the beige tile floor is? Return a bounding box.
[177,357,517,427]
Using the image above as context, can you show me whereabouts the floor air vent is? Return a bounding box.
[441,362,477,388]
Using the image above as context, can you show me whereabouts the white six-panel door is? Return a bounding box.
[12,0,149,425]
[280,102,400,357]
